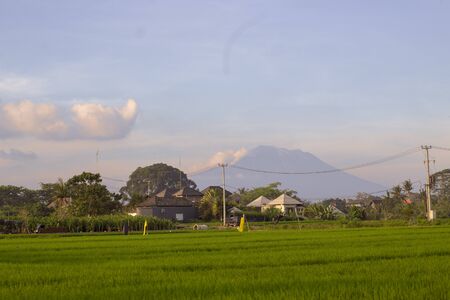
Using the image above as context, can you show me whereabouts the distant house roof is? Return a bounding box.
[201,186,232,197]
[137,196,193,207]
[155,188,177,198]
[369,199,382,207]
[268,194,303,206]
[346,199,370,207]
[329,205,345,215]
[173,187,203,197]
[403,199,413,205]
[228,207,243,214]
[247,196,271,208]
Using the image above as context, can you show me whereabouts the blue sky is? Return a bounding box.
[1,1,450,191]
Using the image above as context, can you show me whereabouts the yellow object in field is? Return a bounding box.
[238,215,245,232]
[143,220,148,235]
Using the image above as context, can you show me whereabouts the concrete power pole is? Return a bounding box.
[218,163,228,227]
[143,179,151,197]
[421,145,435,221]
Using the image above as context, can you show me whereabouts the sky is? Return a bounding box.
[1,0,450,192]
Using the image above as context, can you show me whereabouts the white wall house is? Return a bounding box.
[262,194,304,214]
[246,196,271,212]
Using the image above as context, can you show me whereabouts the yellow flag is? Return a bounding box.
[238,215,245,232]
[143,219,148,235]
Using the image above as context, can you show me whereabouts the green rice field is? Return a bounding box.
[1,226,450,299]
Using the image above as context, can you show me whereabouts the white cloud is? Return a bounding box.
[0,100,69,138]
[71,99,138,139]
[0,149,37,161]
[207,147,248,166]
[0,75,46,98]
[0,99,138,140]
[187,148,248,175]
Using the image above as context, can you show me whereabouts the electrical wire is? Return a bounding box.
[102,176,126,183]
[433,145,450,152]
[230,147,421,175]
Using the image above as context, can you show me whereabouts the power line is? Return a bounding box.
[102,176,126,183]
[432,145,450,152]
[230,147,421,175]
[187,166,218,176]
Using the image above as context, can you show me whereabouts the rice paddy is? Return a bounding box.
[1,226,450,299]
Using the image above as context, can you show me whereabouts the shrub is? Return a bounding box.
[13,215,174,233]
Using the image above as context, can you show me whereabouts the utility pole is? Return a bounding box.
[421,145,435,221]
[96,149,100,174]
[143,179,151,197]
[179,157,182,190]
[218,163,228,227]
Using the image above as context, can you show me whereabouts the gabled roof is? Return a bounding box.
[247,196,271,208]
[173,187,203,197]
[329,205,345,215]
[155,188,177,198]
[268,194,303,206]
[201,186,232,197]
[137,196,193,207]
[228,207,243,214]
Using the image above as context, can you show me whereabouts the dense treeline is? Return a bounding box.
[0,172,122,218]
[1,165,450,231]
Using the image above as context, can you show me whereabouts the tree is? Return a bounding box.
[262,207,283,222]
[402,180,414,196]
[120,163,197,197]
[67,172,121,216]
[431,169,450,217]
[0,185,36,207]
[380,192,396,220]
[391,185,404,201]
[0,185,51,218]
[236,182,298,206]
[304,204,336,220]
[198,189,221,221]
[348,205,365,220]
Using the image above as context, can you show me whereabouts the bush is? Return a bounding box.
[11,215,174,233]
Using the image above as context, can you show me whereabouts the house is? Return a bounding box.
[263,194,304,214]
[172,187,203,204]
[155,188,177,198]
[246,196,271,212]
[135,196,197,221]
[228,206,243,215]
[345,199,368,208]
[329,205,346,216]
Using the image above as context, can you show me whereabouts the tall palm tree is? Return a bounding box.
[54,178,69,199]
[402,180,414,196]
[391,185,404,201]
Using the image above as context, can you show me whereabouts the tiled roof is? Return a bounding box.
[173,187,203,197]
[137,196,193,207]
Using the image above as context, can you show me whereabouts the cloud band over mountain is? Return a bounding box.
[0,99,138,140]
[0,148,37,161]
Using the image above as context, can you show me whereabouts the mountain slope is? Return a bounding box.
[191,145,384,200]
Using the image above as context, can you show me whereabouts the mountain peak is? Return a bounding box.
[193,145,384,200]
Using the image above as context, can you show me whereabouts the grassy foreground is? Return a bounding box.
[1,226,450,299]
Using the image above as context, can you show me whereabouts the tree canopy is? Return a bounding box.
[236,182,298,205]
[120,163,197,197]
[67,172,121,216]
[432,169,450,217]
